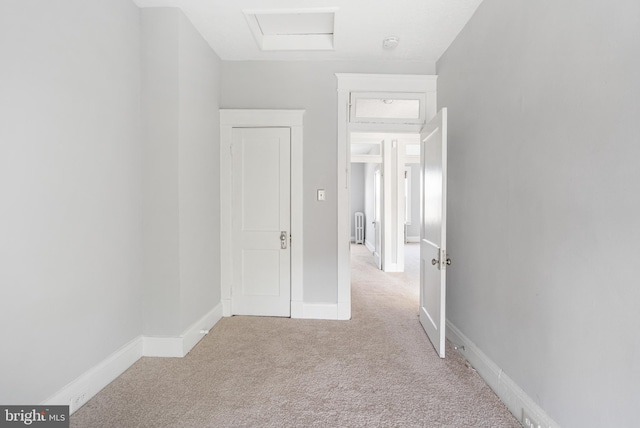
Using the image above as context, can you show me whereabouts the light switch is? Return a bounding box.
[317,189,326,201]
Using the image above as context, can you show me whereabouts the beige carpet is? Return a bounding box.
[71,244,519,427]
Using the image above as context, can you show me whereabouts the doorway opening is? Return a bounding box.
[336,73,437,321]
[349,132,421,297]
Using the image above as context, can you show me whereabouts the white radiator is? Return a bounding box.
[355,212,365,244]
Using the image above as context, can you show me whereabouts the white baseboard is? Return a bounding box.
[181,302,223,355]
[43,304,224,415]
[143,337,183,358]
[365,240,375,253]
[406,236,420,243]
[143,302,223,357]
[446,320,560,428]
[291,302,338,320]
[42,335,143,414]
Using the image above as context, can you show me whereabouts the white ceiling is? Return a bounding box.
[133,0,483,62]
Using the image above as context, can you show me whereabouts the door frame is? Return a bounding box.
[336,74,437,320]
[220,109,305,318]
[373,167,382,270]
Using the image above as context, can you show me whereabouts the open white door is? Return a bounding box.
[373,168,382,270]
[419,108,448,358]
[231,127,291,317]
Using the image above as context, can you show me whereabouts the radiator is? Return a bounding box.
[355,212,365,244]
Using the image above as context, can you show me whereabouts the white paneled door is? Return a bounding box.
[231,127,291,317]
[419,108,448,358]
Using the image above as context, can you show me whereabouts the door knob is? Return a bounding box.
[280,231,288,249]
[431,259,438,265]
[446,258,452,265]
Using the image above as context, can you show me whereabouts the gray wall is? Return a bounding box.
[0,2,222,404]
[221,60,434,303]
[141,8,222,336]
[177,12,222,332]
[350,163,365,240]
[437,0,640,426]
[0,0,143,404]
[141,8,181,335]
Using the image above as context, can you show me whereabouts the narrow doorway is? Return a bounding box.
[349,132,421,297]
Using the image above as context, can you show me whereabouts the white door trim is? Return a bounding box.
[220,109,304,318]
[336,74,437,320]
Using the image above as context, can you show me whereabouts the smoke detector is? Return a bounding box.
[382,36,399,50]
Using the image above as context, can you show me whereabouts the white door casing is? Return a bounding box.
[231,128,291,317]
[419,108,448,358]
[336,74,438,320]
[381,137,403,273]
[373,168,382,270]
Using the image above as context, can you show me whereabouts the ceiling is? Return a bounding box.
[133,0,483,62]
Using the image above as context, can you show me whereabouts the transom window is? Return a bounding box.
[349,92,426,124]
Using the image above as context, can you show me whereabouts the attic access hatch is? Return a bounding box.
[244,8,337,51]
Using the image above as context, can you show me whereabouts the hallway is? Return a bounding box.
[71,245,518,427]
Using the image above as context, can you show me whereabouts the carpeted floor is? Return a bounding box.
[71,244,519,427]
